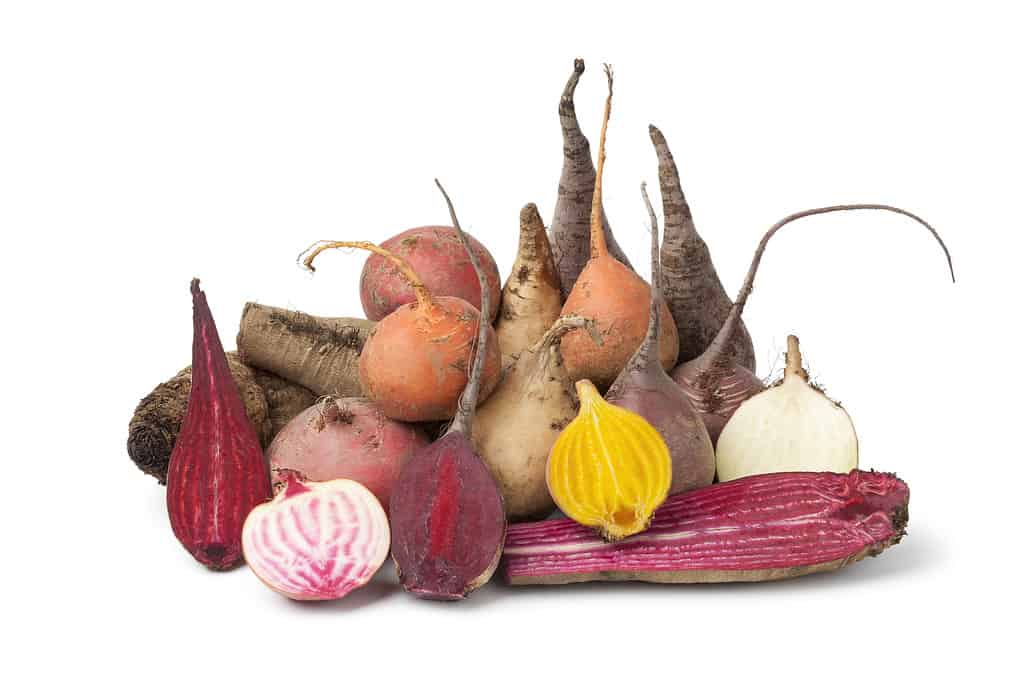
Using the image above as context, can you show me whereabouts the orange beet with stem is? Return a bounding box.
[302,239,501,422]
[559,65,679,388]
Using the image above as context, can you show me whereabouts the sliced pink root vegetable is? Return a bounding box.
[242,472,390,601]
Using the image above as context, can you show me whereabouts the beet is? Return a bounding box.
[166,280,271,570]
[605,184,714,494]
[388,181,506,600]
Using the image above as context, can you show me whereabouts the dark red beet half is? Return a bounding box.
[388,181,507,601]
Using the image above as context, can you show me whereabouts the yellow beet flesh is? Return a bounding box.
[545,380,672,541]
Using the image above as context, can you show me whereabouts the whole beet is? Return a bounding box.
[605,185,714,494]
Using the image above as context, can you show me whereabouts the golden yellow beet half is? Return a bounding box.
[545,379,672,541]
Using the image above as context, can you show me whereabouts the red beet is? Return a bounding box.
[502,470,909,585]
[360,226,501,322]
[605,184,714,494]
[388,181,507,600]
[166,280,271,570]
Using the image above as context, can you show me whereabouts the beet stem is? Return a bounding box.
[698,203,956,374]
[299,240,433,308]
[435,179,490,438]
[588,64,614,260]
[635,182,660,366]
[784,334,807,380]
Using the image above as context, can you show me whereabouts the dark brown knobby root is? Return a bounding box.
[127,352,271,484]
[236,302,375,398]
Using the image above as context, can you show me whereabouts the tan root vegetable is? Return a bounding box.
[495,203,563,363]
[715,335,859,482]
[236,303,374,398]
[128,352,273,484]
[301,234,501,423]
[559,65,679,388]
[474,315,599,521]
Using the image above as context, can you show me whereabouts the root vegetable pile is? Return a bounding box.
[127,58,954,604]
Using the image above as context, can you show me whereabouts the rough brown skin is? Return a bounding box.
[672,203,956,444]
[127,352,273,484]
[474,315,597,521]
[560,66,679,388]
[549,58,632,299]
[495,203,563,363]
[249,368,317,436]
[604,184,714,494]
[236,302,374,398]
[650,124,756,371]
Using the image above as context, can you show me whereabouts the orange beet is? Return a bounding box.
[558,65,679,388]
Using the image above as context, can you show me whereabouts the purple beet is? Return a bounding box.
[388,180,507,601]
[605,184,715,494]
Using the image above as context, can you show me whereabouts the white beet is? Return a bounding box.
[715,335,858,482]
[242,474,390,601]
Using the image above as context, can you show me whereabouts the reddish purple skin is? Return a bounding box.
[359,226,501,322]
[605,373,715,494]
[389,432,506,600]
[502,470,908,582]
[670,362,765,445]
[167,281,271,570]
[267,398,429,514]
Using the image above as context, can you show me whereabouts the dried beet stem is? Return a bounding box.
[301,240,432,308]
[436,179,490,438]
[588,64,613,260]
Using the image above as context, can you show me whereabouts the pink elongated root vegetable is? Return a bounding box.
[673,204,955,444]
[242,472,390,601]
[502,470,908,585]
[267,397,429,513]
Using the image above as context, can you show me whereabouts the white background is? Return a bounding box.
[2,1,1018,681]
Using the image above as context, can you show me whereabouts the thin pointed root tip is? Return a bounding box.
[574,58,585,72]
[190,278,201,295]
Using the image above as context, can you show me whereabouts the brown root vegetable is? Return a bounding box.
[495,203,563,363]
[167,280,271,570]
[388,181,507,600]
[250,368,318,436]
[127,352,272,484]
[549,58,632,299]
[502,470,908,585]
[302,236,502,423]
[474,315,597,521]
[236,303,374,398]
[604,184,715,495]
[559,65,679,388]
[266,397,429,513]
[673,204,955,444]
[650,125,756,371]
[359,226,501,322]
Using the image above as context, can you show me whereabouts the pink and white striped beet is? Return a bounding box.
[502,470,908,585]
[242,472,390,601]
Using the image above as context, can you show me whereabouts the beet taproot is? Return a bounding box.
[559,65,679,388]
[650,124,756,371]
[549,58,633,298]
[673,204,955,444]
[495,203,562,363]
[388,181,507,600]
